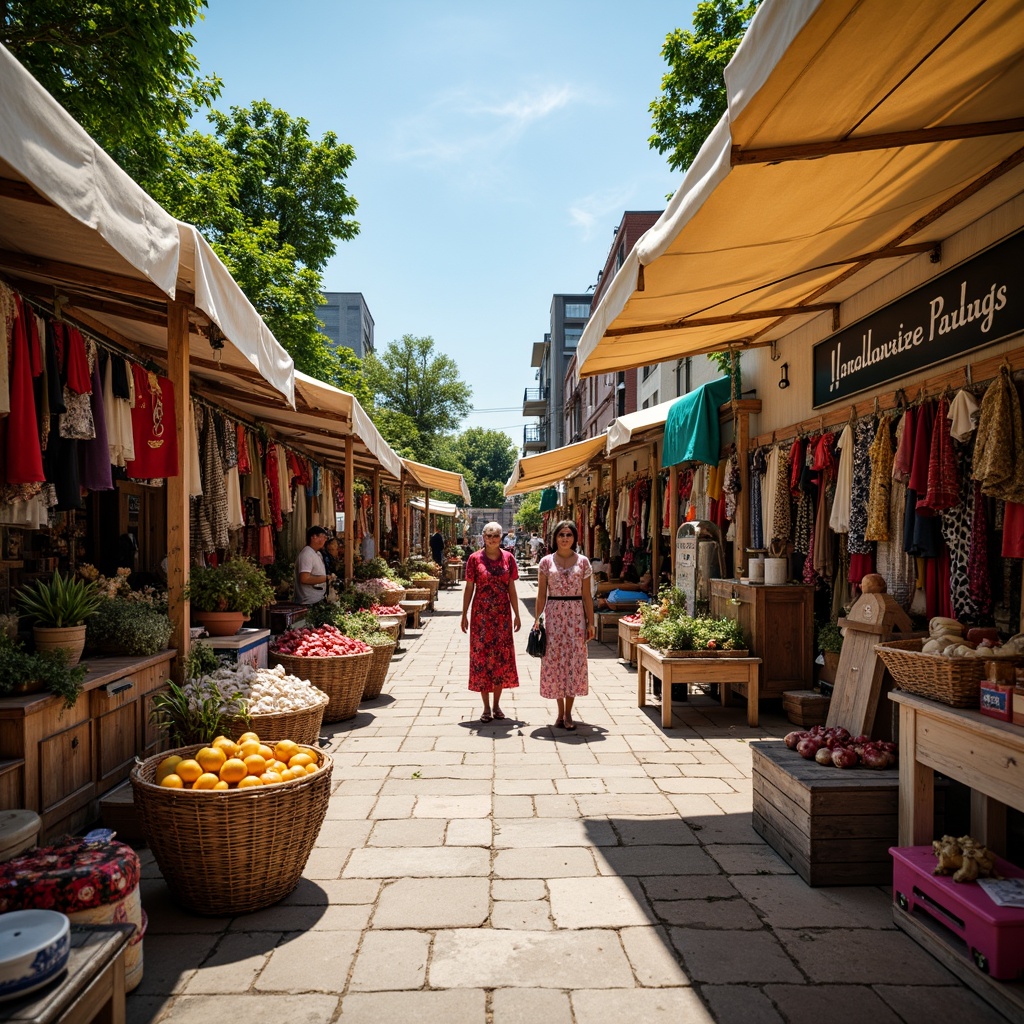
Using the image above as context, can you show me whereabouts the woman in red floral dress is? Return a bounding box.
[461,521,521,722]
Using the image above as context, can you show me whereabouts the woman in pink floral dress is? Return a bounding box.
[533,520,596,730]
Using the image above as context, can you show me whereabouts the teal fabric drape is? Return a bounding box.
[662,377,733,468]
[539,487,559,512]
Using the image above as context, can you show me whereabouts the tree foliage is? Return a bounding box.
[1,0,221,184]
[453,428,517,508]
[364,336,473,460]
[514,490,543,532]
[649,0,761,173]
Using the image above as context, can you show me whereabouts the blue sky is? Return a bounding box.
[191,1,697,442]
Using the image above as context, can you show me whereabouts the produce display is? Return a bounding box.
[921,616,1024,658]
[198,663,325,714]
[353,578,405,598]
[155,732,319,789]
[270,624,372,658]
[933,834,1002,883]
[620,612,643,626]
[370,604,403,616]
[784,725,897,769]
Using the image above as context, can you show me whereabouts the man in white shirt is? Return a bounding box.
[294,526,332,605]
[528,532,543,563]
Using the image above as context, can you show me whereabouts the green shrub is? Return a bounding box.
[87,600,173,656]
[183,558,275,615]
[816,620,844,654]
[17,572,103,627]
[0,632,86,709]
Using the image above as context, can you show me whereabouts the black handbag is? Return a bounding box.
[527,620,547,658]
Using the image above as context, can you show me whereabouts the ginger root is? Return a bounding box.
[932,834,1001,883]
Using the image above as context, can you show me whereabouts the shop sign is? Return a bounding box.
[813,231,1024,407]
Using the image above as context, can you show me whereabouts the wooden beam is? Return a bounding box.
[0,248,167,300]
[60,292,168,328]
[166,300,191,677]
[399,477,407,559]
[668,463,678,582]
[0,178,53,206]
[344,442,354,582]
[372,469,381,562]
[731,118,1024,165]
[604,303,836,338]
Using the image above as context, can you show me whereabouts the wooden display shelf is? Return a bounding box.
[618,619,640,664]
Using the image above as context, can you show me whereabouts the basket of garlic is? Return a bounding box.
[194,663,329,745]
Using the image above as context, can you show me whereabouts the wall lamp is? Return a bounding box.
[778,362,790,390]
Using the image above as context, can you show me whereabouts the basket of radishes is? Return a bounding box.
[783,725,897,770]
[270,625,373,722]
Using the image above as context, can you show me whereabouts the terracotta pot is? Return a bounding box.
[33,625,87,667]
[194,610,246,637]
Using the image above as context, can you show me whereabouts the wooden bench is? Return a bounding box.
[636,643,761,728]
[399,599,429,629]
[0,924,134,1024]
[595,610,621,643]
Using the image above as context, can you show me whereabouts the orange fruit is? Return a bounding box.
[238,740,261,759]
[196,746,226,773]
[192,772,220,790]
[304,763,318,775]
[155,755,183,782]
[273,740,300,763]
[243,753,267,776]
[237,775,262,788]
[213,780,230,790]
[257,744,274,761]
[279,767,299,782]
[288,752,315,769]
[271,760,288,774]
[219,758,247,784]
[237,731,260,744]
[176,759,203,784]
[259,771,283,786]
[159,773,184,788]
[212,736,240,758]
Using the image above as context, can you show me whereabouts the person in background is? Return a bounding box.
[502,528,516,552]
[360,532,375,562]
[528,531,543,563]
[322,535,340,579]
[533,520,595,731]
[430,528,445,566]
[461,521,521,723]
[294,525,332,605]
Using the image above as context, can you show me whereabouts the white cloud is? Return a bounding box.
[568,185,638,241]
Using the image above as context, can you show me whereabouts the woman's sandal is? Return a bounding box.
[493,708,506,720]
[563,716,576,731]
[480,712,493,723]
[554,717,564,728]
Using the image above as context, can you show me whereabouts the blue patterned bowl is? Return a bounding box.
[0,910,70,1002]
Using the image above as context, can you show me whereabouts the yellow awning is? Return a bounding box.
[410,497,464,518]
[504,436,607,496]
[578,0,1024,377]
[402,459,471,503]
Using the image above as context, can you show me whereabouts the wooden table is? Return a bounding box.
[595,610,621,644]
[890,691,1024,850]
[617,619,640,664]
[636,644,761,728]
[0,924,134,1024]
[399,599,429,629]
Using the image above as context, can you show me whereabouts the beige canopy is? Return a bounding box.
[0,42,295,405]
[504,435,607,497]
[402,459,471,503]
[410,497,465,518]
[605,398,680,454]
[577,0,1024,377]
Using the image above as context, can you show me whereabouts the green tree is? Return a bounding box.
[454,428,517,508]
[649,0,761,173]
[1,0,221,184]
[364,336,473,460]
[514,490,543,532]
[149,101,361,385]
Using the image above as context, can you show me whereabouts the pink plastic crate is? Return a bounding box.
[891,845,1024,979]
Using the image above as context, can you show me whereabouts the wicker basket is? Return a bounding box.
[874,638,986,707]
[378,587,406,605]
[228,690,328,746]
[270,649,374,722]
[405,587,431,602]
[362,639,397,700]
[130,742,332,915]
[373,617,401,641]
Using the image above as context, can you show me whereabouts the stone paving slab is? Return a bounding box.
[128,584,1002,1024]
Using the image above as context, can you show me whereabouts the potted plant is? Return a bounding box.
[17,572,103,666]
[817,620,844,683]
[0,632,87,708]
[183,558,275,636]
[86,599,173,656]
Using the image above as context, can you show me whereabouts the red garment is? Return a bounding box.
[235,425,251,474]
[848,552,875,586]
[924,548,953,620]
[63,325,91,395]
[968,482,991,614]
[909,401,934,497]
[265,443,282,530]
[126,364,179,479]
[789,438,806,497]
[893,406,915,482]
[465,549,520,692]
[2,296,45,484]
[919,397,958,514]
[811,432,836,476]
[1003,502,1024,558]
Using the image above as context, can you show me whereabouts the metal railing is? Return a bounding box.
[522,386,548,404]
[523,425,546,445]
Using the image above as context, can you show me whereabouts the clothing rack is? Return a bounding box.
[751,346,1024,449]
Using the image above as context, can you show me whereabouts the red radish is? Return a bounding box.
[797,738,822,759]
[784,731,805,749]
[861,746,889,769]
[815,747,834,766]
[831,747,858,768]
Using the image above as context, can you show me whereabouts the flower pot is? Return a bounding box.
[193,610,246,637]
[32,625,87,667]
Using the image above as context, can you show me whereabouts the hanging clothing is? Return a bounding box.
[1003,502,1024,559]
[848,417,876,560]
[1,296,45,485]
[78,351,113,492]
[875,415,915,609]
[749,448,765,549]
[276,444,292,515]
[948,389,980,441]
[939,439,980,621]
[973,366,1024,503]
[196,404,229,551]
[102,354,135,467]
[126,365,179,479]
[919,396,959,515]
[905,402,943,558]
[0,281,16,416]
[187,402,203,497]
[865,415,893,542]
[967,482,992,610]
[829,425,854,534]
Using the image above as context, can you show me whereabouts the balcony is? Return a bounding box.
[522,386,548,416]
[523,424,546,452]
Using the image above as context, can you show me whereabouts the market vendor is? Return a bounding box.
[294,525,333,605]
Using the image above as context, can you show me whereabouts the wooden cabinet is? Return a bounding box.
[710,580,814,699]
[0,651,174,841]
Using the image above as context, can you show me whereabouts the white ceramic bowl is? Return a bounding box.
[0,910,70,1002]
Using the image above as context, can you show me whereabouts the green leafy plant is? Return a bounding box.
[337,611,392,645]
[183,558,275,616]
[640,613,746,653]
[641,616,693,652]
[304,599,344,630]
[150,678,246,747]
[816,620,845,654]
[87,600,173,656]
[688,615,746,651]
[0,632,86,709]
[183,641,220,681]
[264,557,295,596]
[354,557,399,582]
[17,572,103,627]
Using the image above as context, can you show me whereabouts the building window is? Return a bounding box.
[642,364,652,381]
[564,302,590,318]
[651,390,658,406]
[563,327,582,348]
[642,398,649,410]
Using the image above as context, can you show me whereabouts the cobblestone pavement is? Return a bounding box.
[129,583,1006,1023]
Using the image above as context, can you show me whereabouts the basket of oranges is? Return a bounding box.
[130,731,332,915]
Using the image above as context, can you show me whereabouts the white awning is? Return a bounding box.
[605,398,680,454]
[0,43,295,407]
[402,459,472,503]
[577,0,1024,377]
[504,435,607,496]
[410,497,464,518]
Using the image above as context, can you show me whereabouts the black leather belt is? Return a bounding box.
[546,595,582,600]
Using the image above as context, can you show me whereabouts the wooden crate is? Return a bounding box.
[751,740,942,886]
[783,690,830,727]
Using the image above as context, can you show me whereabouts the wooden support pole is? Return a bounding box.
[372,469,380,561]
[423,492,430,557]
[398,477,406,560]
[668,463,678,583]
[166,300,191,677]
[344,442,354,582]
